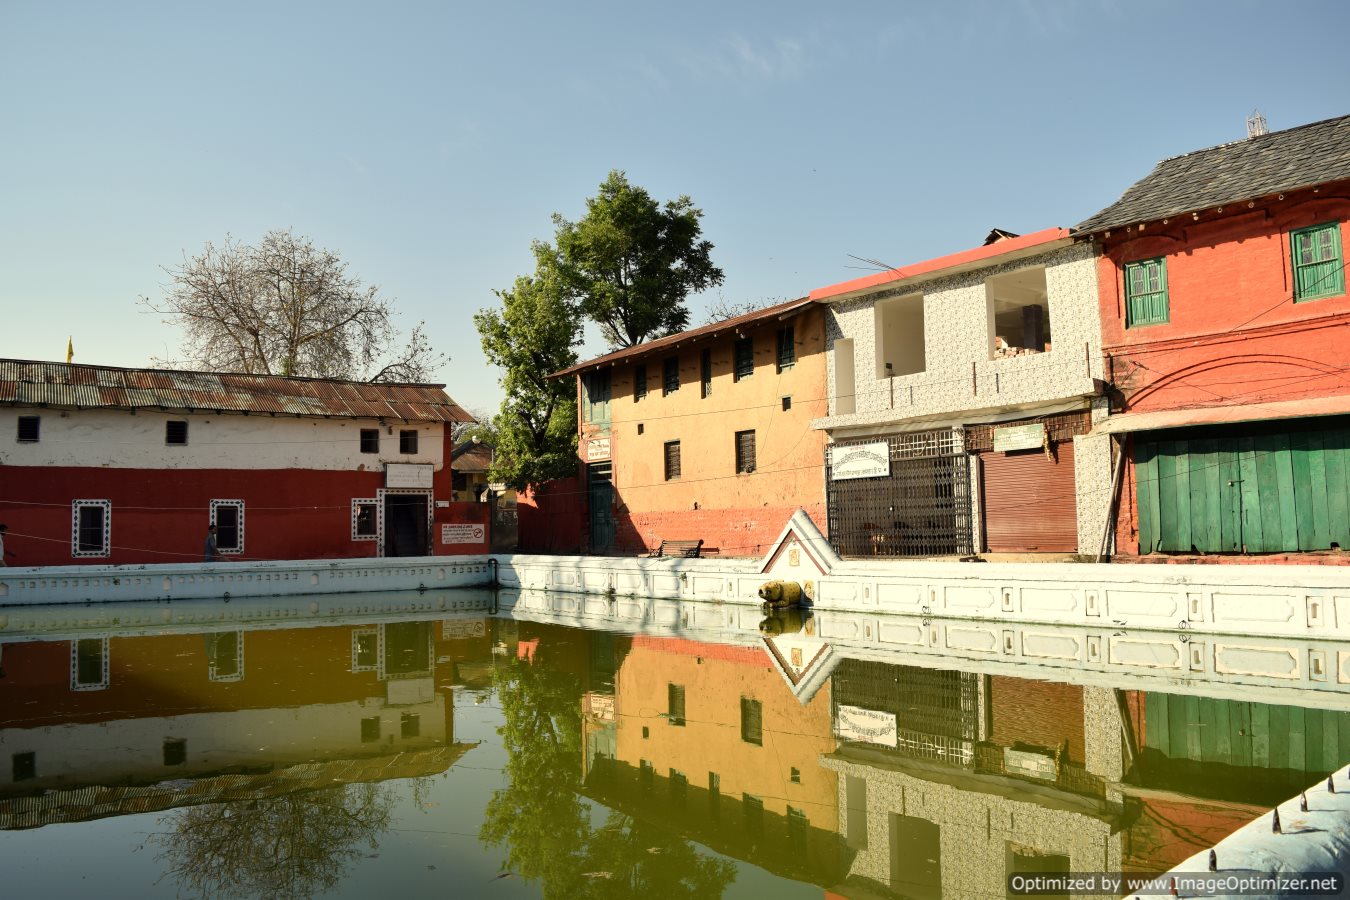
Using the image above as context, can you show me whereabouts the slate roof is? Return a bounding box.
[0,358,472,423]
[552,296,816,378]
[1076,114,1350,234]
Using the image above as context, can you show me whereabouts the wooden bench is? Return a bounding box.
[651,539,704,558]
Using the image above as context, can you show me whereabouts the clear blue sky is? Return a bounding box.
[3,0,1348,416]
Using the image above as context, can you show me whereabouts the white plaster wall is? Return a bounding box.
[0,408,444,470]
[0,698,447,787]
[819,242,1102,429]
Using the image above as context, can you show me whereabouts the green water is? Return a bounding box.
[0,595,1345,899]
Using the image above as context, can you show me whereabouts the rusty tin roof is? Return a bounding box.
[0,359,472,423]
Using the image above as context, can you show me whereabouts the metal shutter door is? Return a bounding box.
[982,441,1077,552]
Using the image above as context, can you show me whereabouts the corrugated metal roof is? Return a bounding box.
[0,359,473,424]
[551,296,817,378]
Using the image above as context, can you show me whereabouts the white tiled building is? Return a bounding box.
[809,229,1112,557]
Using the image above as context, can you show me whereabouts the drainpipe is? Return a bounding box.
[1096,435,1126,563]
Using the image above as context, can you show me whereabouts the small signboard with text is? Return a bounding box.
[831,442,891,480]
[992,422,1045,453]
[385,463,434,489]
[835,704,898,747]
[441,523,486,544]
[587,438,611,461]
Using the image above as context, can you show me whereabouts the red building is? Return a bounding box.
[0,359,486,565]
[1079,114,1350,560]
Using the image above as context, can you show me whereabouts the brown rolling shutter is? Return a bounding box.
[981,441,1077,552]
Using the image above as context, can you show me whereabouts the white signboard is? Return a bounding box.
[587,438,611,461]
[1004,747,1059,781]
[835,704,898,747]
[441,523,486,544]
[441,619,486,639]
[386,463,434,489]
[993,423,1044,453]
[831,442,891,480]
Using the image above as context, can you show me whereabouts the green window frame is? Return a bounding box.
[1124,257,1169,327]
[1291,221,1344,302]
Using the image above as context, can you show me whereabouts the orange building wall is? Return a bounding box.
[1095,185,1350,557]
[578,306,829,556]
[612,636,837,829]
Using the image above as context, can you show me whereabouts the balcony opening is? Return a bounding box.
[874,293,925,378]
[986,266,1051,358]
[834,339,856,415]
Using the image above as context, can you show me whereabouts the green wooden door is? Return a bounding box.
[1135,423,1350,553]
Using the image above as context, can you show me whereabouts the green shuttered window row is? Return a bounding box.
[1292,221,1345,302]
[1124,257,1168,327]
[1135,425,1350,554]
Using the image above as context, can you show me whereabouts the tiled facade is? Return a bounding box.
[816,241,1103,432]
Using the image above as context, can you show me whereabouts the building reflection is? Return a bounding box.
[0,614,492,828]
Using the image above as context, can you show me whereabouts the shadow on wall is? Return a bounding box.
[517,477,585,554]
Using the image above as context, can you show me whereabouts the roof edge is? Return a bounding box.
[809,227,1073,302]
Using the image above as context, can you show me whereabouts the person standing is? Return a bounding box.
[0,524,10,566]
[203,524,219,562]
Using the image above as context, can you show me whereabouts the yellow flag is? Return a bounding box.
[66,337,74,364]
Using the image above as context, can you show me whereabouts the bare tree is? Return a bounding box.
[152,783,395,900]
[701,294,783,325]
[143,230,444,382]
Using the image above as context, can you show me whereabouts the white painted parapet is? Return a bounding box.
[496,510,1350,641]
[0,556,492,606]
[1125,765,1350,900]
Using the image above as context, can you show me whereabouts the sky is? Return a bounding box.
[3,0,1349,417]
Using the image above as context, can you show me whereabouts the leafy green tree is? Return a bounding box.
[479,656,590,896]
[552,170,724,348]
[473,253,582,488]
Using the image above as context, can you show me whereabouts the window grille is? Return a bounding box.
[210,499,245,554]
[400,430,419,454]
[165,420,188,445]
[777,326,795,371]
[668,683,686,726]
[634,364,648,401]
[360,429,379,453]
[663,357,680,395]
[664,440,681,480]
[825,430,972,557]
[71,500,111,558]
[17,416,39,442]
[735,430,756,474]
[734,337,753,380]
[700,348,712,398]
[740,697,763,745]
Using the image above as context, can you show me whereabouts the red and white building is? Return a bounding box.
[0,359,486,566]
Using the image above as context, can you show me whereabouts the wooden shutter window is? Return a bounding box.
[1124,257,1169,327]
[664,440,681,480]
[735,430,756,473]
[1292,222,1345,301]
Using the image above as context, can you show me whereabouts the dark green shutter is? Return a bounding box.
[1292,222,1344,301]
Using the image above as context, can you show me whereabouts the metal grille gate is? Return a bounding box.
[833,659,983,763]
[826,429,973,557]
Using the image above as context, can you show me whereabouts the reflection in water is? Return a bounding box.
[0,591,1346,899]
[480,654,737,898]
[152,782,395,900]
